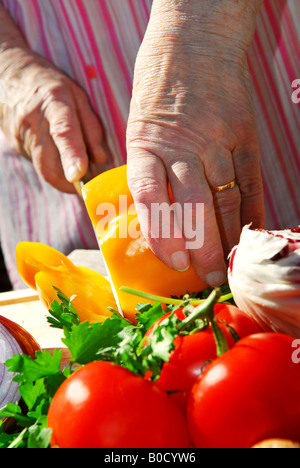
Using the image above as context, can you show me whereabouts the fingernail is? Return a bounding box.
[171,251,190,272]
[67,164,81,182]
[206,271,226,287]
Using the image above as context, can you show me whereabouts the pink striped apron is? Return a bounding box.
[0,0,299,289]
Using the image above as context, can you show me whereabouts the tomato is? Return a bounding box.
[47,361,191,448]
[145,303,263,392]
[187,333,300,448]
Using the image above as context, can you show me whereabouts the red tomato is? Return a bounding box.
[145,303,263,392]
[47,361,191,448]
[188,333,300,448]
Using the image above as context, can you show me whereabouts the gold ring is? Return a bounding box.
[211,179,237,193]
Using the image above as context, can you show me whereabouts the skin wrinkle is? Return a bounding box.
[131,35,255,132]
[148,0,262,50]
[128,120,214,162]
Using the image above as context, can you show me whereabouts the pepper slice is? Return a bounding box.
[16,242,76,290]
[35,267,117,323]
[16,242,117,323]
[82,165,207,322]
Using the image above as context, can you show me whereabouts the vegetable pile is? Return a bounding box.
[3,167,300,448]
[1,283,300,449]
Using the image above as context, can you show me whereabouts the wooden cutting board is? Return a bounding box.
[0,250,107,363]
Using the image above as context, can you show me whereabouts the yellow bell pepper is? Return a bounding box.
[82,164,206,322]
[16,242,76,290]
[16,242,117,323]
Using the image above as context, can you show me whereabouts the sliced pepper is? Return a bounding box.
[82,164,207,322]
[16,242,117,323]
[35,267,117,323]
[16,242,76,290]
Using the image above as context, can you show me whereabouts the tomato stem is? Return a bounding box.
[120,286,230,357]
[178,288,229,356]
[177,288,221,332]
[210,318,229,356]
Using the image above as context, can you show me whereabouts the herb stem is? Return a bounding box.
[178,287,230,356]
[119,286,232,306]
[177,288,221,332]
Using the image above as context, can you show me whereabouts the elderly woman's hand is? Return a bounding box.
[0,4,106,193]
[127,0,266,287]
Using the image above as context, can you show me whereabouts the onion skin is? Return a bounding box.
[0,315,40,429]
[0,316,40,358]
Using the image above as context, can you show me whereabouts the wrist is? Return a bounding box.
[0,4,50,88]
[0,45,64,101]
[149,0,262,55]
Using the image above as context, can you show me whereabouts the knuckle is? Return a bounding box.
[170,156,203,180]
[17,104,41,133]
[42,83,66,104]
[49,118,74,140]
[128,176,165,204]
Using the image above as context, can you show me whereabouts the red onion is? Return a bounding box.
[0,322,22,413]
[0,316,40,421]
[0,316,40,358]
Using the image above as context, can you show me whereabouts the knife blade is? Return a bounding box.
[73,172,91,199]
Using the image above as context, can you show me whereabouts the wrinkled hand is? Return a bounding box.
[127,0,266,286]
[0,53,106,193]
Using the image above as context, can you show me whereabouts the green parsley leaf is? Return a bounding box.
[46,287,80,331]
[27,421,52,449]
[135,302,166,333]
[62,312,130,365]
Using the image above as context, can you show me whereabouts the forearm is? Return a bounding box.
[148,0,263,58]
[0,3,31,67]
[150,0,264,22]
[0,3,28,48]
[0,3,50,88]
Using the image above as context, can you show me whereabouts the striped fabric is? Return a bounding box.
[0,0,299,289]
[248,0,300,229]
